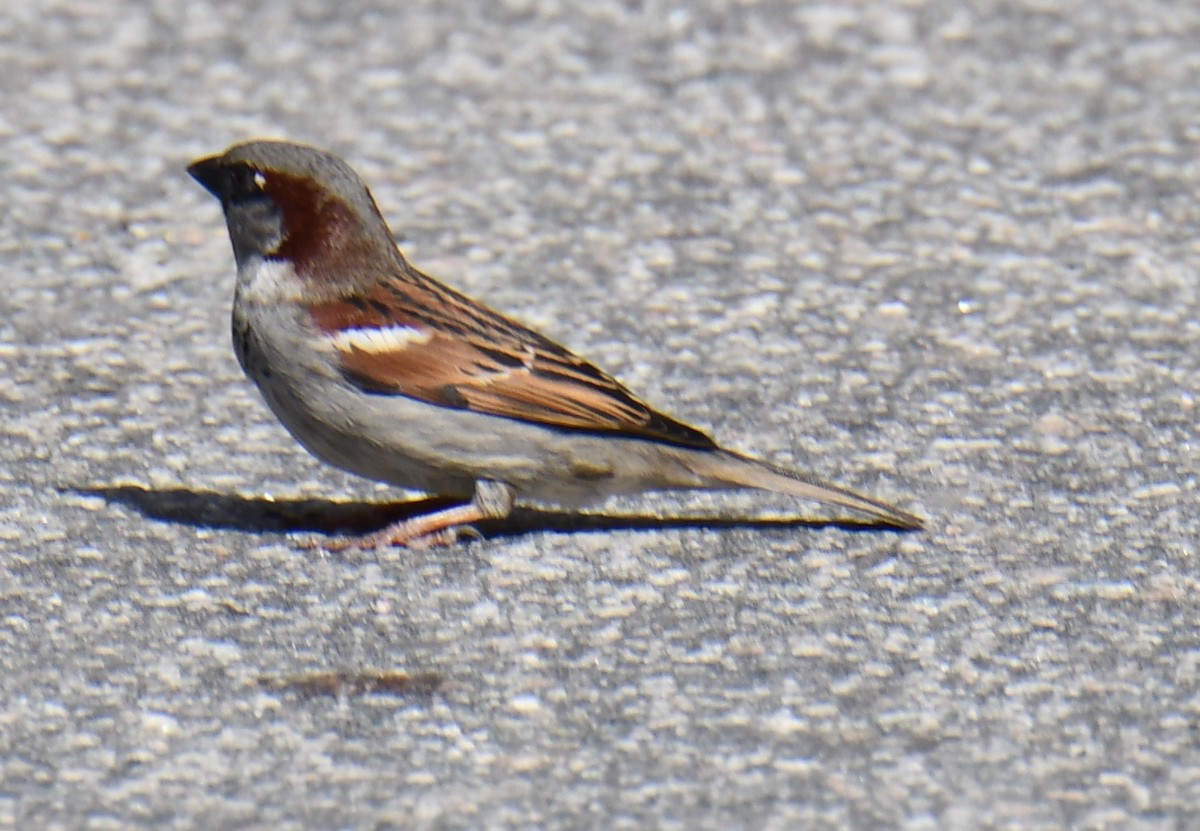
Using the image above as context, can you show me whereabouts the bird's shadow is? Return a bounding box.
[69,484,912,539]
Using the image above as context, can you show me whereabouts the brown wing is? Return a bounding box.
[307,268,717,450]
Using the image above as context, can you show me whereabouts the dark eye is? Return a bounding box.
[227,164,268,204]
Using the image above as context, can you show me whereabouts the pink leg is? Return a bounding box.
[316,480,515,551]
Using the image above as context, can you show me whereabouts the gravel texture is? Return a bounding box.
[2,1,1198,828]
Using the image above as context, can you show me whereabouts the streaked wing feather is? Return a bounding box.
[307,269,717,450]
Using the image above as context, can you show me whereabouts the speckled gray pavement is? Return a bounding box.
[1,2,1197,829]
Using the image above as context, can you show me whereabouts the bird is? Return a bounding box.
[187,140,922,548]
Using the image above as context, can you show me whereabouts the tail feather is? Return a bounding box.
[700,449,925,530]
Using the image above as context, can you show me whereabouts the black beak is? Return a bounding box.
[187,155,225,199]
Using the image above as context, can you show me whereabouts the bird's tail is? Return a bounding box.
[691,449,925,530]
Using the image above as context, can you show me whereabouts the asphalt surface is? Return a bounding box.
[2,1,1199,828]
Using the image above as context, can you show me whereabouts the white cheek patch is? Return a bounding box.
[326,325,432,354]
[237,258,305,304]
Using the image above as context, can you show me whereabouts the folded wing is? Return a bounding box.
[307,267,717,450]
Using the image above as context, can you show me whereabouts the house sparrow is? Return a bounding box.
[187,140,923,548]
